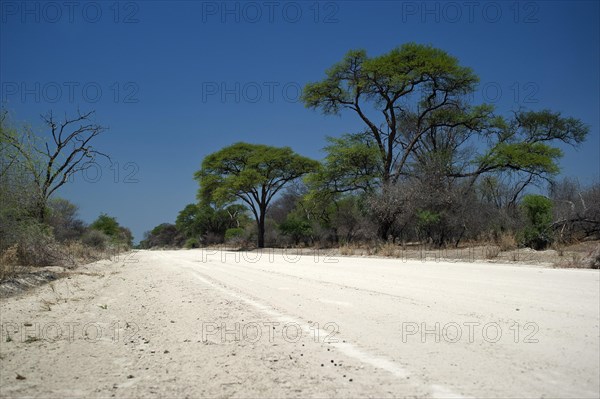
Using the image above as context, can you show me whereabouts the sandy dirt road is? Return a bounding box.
[1,249,599,398]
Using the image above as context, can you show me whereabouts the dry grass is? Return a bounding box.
[484,245,501,259]
[587,245,600,269]
[0,244,19,280]
[552,243,600,269]
[339,243,358,256]
[377,242,398,257]
[331,239,600,267]
[497,233,518,251]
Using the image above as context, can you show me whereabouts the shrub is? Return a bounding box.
[588,245,600,269]
[140,223,184,248]
[184,237,200,249]
[497,232,517,251]
[90,213,121,238]
[0,244,19,280]
[15,222,62,266]
[224,227,245,242]
[278,216,313,245]
[81,229,109,250]
[519,194,553,249]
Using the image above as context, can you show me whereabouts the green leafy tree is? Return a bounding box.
[303,44,588,241]
[307,132,381,194]
[90,213,120,237]
[302,43,489,185]
[140,223,182,248]
[196,143,319,248]
[279,215,313,245]
[175,204,204,239]
[90,213,131,246]
[520,194,553,249]
[176,202,249,243]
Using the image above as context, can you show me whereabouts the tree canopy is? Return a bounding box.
[195,142,319,247]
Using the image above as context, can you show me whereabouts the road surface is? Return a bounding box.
[1,249,599,398]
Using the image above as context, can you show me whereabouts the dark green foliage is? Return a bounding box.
[196,142,318,248]
[224,227,245,243]
[519,194,553,249]
[184,237,200,249]
[90,214,121,239]
[302,44,589,245]
[306,133,381,194]
[278,216,313,245]
[140,223,183,249]
[175,204,204,239]
[47,198,86,242]
[90,213,132,247]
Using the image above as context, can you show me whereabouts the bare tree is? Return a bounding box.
[1,110,108,222]
[550,179,600,242]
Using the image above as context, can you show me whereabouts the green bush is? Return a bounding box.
[279,216,313,244]
[224,227,245,242]
[519,194,553,249]
[184,237,200,249]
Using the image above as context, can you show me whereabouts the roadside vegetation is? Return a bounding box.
[141,44,599,268]
[0,110,133,281]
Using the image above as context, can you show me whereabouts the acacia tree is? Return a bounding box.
[0,110,108,222]
[302,43,491,185]
[195,142,319,248]
[303,44,588,241]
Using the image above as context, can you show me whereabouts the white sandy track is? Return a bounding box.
[1,249,599,398]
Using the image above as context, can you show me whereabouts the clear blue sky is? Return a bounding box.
[1,0,599,242]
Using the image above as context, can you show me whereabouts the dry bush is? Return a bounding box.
[551,242,565,257]
[81,229,109,250]
[60,241,105,265]
[15,224,63,266]
[497,232,517,251]
[554,253,585,268]
[339,243,358,256]
[586,245,600,269]
[485,245,501,259]
[377,242,398,257]
[0,244,19,280]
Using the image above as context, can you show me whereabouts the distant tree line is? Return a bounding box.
[142,44,598,251]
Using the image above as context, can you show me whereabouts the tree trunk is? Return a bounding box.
[257,211,266,248]
[378,218,393,241]
[37,196,47,224]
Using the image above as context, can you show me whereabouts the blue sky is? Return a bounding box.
[1,0,599,242]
